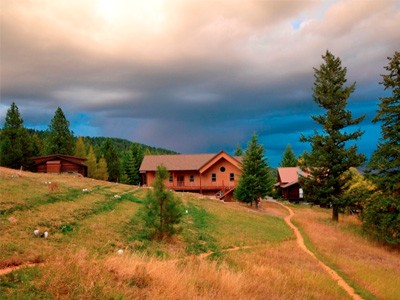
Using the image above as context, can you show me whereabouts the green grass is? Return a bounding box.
[182,203,218,254]
[0,266,51,299]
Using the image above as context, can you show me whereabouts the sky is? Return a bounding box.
[1,0,399,167]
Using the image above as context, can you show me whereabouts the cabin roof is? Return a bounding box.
[32,154,87,167]
[140,151,242,172]
[277,167,299,183]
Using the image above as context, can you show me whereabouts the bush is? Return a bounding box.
[362,194,400,245]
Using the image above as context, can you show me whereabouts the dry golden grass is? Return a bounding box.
[291,205,400,299]
[19,241,348,299]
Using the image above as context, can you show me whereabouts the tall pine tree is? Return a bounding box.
[279,144,297,167]
[300,50,365,222]
[369,51,400,196]
[234,134,272,208]
[362,51,400,246]
[46,107,74,155]
[0,102,33,169]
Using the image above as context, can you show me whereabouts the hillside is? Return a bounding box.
[1,167,399,299]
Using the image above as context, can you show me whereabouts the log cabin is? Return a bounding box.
[139,151,242,201]
[32,154,88,177]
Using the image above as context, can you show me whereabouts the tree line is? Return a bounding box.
[0,106,176,183]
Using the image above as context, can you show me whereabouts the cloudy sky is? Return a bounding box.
[1,0,399,166]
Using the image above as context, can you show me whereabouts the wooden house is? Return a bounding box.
[275,167,305,201]
[139,151,242,201]
[32,154,88,177]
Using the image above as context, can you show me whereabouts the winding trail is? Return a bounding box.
[275,201,363,300]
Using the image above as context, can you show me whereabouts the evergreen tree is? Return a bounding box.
[86,145,97,178]
[4,102,23,129]
[131,143,144,184]
[300,50,365,222]
[369,51,400,196]
[139,165,184,240]
[0,102,33,168]
[95,155,109,180]
[123,151,140,185]
[279,144,297,167]
[46,107,74,155]
[74,136,87,158]
[102,139,121,182]
[234,144,243,156]
[234,134,273,208]
[362,51,400,246]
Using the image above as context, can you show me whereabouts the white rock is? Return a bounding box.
[44,231,49,238]
[34,229,39,236]
[117,249,123,255]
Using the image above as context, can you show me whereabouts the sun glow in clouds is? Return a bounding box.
[96,0,167,31]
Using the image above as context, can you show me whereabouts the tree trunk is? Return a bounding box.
[332,205,339,222]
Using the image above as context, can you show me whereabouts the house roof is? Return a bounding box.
[140,151,242,172]
[277,167,299,183]
[276,167,309,188]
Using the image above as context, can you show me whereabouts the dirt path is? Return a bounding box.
[274,201,363,300]
[0,263,41,276]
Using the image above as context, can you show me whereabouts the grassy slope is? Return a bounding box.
[1,167,397,299]
[291,204,400,300]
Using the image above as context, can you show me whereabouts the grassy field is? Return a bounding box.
[1,167,399,299]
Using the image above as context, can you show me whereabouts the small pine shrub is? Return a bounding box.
[137,165,184,240]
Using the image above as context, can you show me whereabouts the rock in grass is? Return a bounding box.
[117,249,123,255]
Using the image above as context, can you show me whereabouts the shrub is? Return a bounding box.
[362,194,400,245]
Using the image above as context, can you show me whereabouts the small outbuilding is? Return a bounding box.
[275,167,305,201]
[32,154,87,177]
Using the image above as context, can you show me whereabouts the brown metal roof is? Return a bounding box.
[32,154,87,167]
[277,167,300,184]
[140,152,241,172]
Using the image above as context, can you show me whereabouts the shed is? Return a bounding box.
[275,167,305,201]
[32,154,87,176]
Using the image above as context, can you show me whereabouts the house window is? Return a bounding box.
[190,175,194,182]
[169,174,173,182]
[230,173,235,181]
[212,173,216,182]
[220,166,226,172]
